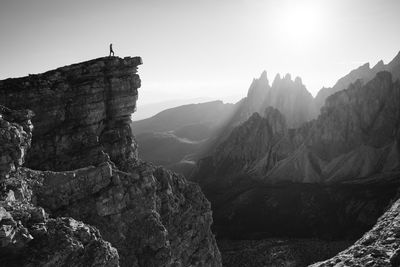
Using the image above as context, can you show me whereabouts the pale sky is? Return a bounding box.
[1,0,399,105]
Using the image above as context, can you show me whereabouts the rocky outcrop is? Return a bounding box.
[0,56,142,171]
[0,106,33,179]
[0,105,119,267]
[0,57,221,266]
[20,161,220,267]
[310,198,400,267]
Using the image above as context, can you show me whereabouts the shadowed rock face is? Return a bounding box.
[202,107,290,179]
[0,57,221,267]
[0,57,142,171]
[0,106,33,179]
[0,106,119,267]
[310,198,400,267]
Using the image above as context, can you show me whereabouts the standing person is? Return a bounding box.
[109,43,114,57]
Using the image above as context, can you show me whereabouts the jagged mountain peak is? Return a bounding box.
[272,73,282,85]
[294,76,303,85]
[389,50,400,65]
[373,59,385,70]
[315,50,400,111]
[358,62,371,70]
[284,73,292,80]
[270,72,306,89]
[259,70,268,81]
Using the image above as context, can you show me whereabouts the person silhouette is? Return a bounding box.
[109,43,115,57]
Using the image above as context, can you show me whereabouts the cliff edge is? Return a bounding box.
[0,57,221,266]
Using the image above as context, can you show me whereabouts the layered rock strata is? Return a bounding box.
[0,57,221,266]
[0,56,142,171]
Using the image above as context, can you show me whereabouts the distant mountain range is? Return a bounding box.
[133,97,214,121]
[132,100,237,176]
[195,71,400,185]
[132,51,400,179]
[192,53,400,240]
[132,51,400,241]
[315,51,400,110]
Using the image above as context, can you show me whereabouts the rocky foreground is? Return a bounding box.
[0,57,221,266]
[311,198,400,267]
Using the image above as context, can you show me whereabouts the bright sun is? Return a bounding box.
[278,2,325,45]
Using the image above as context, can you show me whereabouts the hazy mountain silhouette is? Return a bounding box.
[133,97,213,121]
[134,52,400,182]
[193,70,400,240]
[314,51,400,111]
[196,71,400,184]
[131,101,236,175]
[224,71,316,130]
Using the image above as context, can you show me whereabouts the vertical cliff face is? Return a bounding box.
[0,57,221,266]
[0,57,142,171]
[0,105,120,267]
[0,106,33,179]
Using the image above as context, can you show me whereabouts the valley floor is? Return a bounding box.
[218,238,353,267]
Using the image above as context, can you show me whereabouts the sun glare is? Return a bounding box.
[277,2,325,45]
